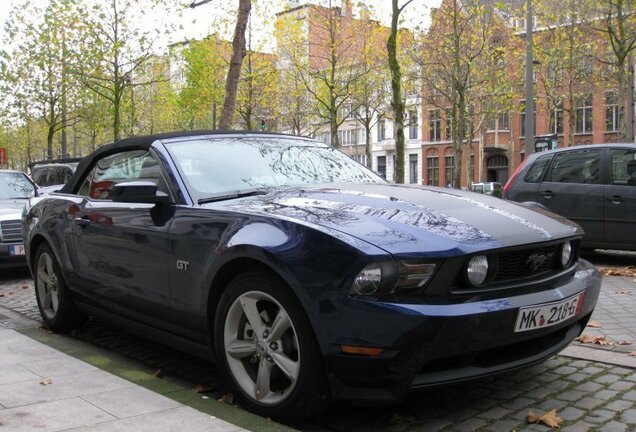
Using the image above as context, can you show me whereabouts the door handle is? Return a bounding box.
[541,190,554,199]
[73,217,91,228]
[608,195,623,205]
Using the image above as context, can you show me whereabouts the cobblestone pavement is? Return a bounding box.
[1,252,635,432]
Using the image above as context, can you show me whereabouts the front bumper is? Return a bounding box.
[0,244,27,268]
[324,259,601,403]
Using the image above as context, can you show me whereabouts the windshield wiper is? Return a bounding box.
[197,188,269,205]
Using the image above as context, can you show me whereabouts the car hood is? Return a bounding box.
[217,184,582,257]
[0,199,28,221]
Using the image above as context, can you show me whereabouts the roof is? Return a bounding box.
[60,130,318,194]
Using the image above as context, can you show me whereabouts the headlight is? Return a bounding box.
[351,263,383,296]
[467,255,489,286]
[350,261,437,297]
[561,241,573,267]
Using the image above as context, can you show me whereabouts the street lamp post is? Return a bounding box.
[524,0,535,157]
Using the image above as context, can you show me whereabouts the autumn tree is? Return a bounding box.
[176,36,230,129]
[282,1,366,147]
[350,16,391,167]
[592,0,636,141]
[533,0,600,147]
[274,11,319,136]
[74,0,175,141]
[1,0,80,160]
[418,0,517,187]
[235,26,279,130]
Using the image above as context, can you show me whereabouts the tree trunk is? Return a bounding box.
[388,0,408,184]
[219,0,251,130]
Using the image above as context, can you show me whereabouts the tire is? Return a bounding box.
[214,271,331,420]
[34,243,88,332]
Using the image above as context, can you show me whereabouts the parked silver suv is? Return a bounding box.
[504,144,636,251]
[31,161,79,193]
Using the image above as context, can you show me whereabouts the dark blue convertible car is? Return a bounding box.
[23,132,601,420]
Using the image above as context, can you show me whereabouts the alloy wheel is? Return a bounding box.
[36,251,60,320]
[223,290,300,405]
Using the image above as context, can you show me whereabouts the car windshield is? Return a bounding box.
[166,137,384,201]
[0,171,36,199]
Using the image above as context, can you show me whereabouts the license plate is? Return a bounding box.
[9,244,25,256]
[514,292,585,333]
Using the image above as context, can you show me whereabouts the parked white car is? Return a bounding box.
[0,170,37,268]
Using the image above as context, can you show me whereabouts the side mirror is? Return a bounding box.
[112,181,171,204]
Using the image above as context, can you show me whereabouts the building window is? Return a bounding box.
[429,109,441,142]
[351,154,367,166]
[575,94,593,134]
[426,150,439,186]
[445,108,452,140]
[605,92,622,133]
[498,112,509,131]
[409,110,418,139]
[444,148,455,187]
[550,100,564,135]
[470,155,475,184]
[377,118,386,141]
[409,154,418,184]
[377,156,387,179]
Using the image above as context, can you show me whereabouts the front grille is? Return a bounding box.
[0,220,23,243]
[492,245,561,283]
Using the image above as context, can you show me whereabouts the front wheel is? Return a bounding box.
[34,243,87,332]
[215,271,330,420]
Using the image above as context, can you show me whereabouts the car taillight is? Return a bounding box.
[503,158,528,199]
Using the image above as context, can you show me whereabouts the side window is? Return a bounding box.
[548,150,601,184]
[50,167,65,185]
[611,149,636,186]
[62,168,73,184]
[32,168,49,186]
[524,154,553,183]
[77,150,168,200]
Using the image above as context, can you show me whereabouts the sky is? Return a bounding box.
[0,0,441,53]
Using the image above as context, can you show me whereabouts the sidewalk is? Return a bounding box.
[0,323,248,432]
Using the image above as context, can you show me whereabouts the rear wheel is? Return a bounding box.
[34,244,87,332]
[215,271,330,420]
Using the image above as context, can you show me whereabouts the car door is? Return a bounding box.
[538,148,604,244]
[67,149,175,328]
[604,148,636,249]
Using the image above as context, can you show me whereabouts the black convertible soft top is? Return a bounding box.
[60,130,311,194]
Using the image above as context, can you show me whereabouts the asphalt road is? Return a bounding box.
[1,249,635,431]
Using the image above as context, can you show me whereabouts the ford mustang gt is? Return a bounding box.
[23,131,600,420]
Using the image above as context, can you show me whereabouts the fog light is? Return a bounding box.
[561,241,573,267]
[350,263,382,295]
[467,255,489,286]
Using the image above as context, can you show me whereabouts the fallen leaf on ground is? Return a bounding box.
[527,409,563,428]
[0,294,4,297]
[219,392,234,404]
[575,334,614,346]
[617,340,632,345]
[154,369,163,378]
[39,378,53,386]
[615,289,632,294]
[629,352,636,357]
[598,267,636,277]
[21,285,29,290]
[194,384,213,393]
[587,321,602,328]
